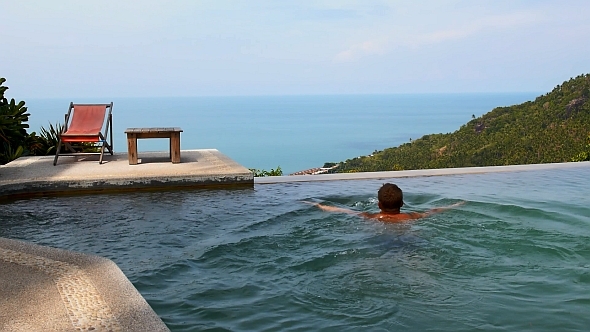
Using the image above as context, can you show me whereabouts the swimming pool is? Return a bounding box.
[1,166,589,331]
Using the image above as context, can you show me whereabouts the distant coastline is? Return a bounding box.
[289,164,339,176]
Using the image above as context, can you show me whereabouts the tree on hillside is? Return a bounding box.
[571,134,590,162]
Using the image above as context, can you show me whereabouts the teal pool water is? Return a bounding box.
[1,166,589,331]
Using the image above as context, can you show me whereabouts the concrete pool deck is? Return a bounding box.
[0,149,253,200]
[0,237,170,332]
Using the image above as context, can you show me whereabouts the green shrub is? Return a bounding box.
[250,166,283,177]
[36,121,101,156]
[571,134,590,162]
[0,77,40,164]
[38,122,63,155]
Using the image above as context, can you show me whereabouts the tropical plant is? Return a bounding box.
[0,77,40,164]
[36,120,102,156]
[38,122,63,155]
[1,143,24,163]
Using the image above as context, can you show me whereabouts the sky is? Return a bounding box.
[2,0,590,98]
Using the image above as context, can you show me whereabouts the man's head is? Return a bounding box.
[378,183,404,210]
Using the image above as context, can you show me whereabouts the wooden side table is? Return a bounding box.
[124,127,183,165]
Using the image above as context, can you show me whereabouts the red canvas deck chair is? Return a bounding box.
[53,102,114,165]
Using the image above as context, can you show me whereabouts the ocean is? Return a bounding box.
[26,93,538,174]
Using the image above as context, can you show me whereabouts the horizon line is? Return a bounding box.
[24,91,543,100]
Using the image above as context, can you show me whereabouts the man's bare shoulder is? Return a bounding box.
[361,211,425,222]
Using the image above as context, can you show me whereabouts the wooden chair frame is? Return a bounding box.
[53,102,114,165]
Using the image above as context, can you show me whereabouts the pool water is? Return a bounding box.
[1,166,590,331]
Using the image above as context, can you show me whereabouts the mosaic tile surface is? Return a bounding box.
[0,247,122,332]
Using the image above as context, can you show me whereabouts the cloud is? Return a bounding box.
[411,11,544,46]
[333,10,546,62]
[333,39,387,62]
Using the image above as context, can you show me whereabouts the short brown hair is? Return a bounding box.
[378,183,404,210]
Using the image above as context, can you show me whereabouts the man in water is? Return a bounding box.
[308,183,464,222]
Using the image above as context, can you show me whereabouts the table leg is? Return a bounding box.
[171,132,181,163]
[127,134,138,165]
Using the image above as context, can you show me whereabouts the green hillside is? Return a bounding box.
[332,74,590,173]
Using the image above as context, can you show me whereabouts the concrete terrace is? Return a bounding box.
[0,149,253,200]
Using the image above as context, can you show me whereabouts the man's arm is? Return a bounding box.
[378,201,466,220]
[422,201,466,217]
[302,201,361,216]
[304,200,465,219]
